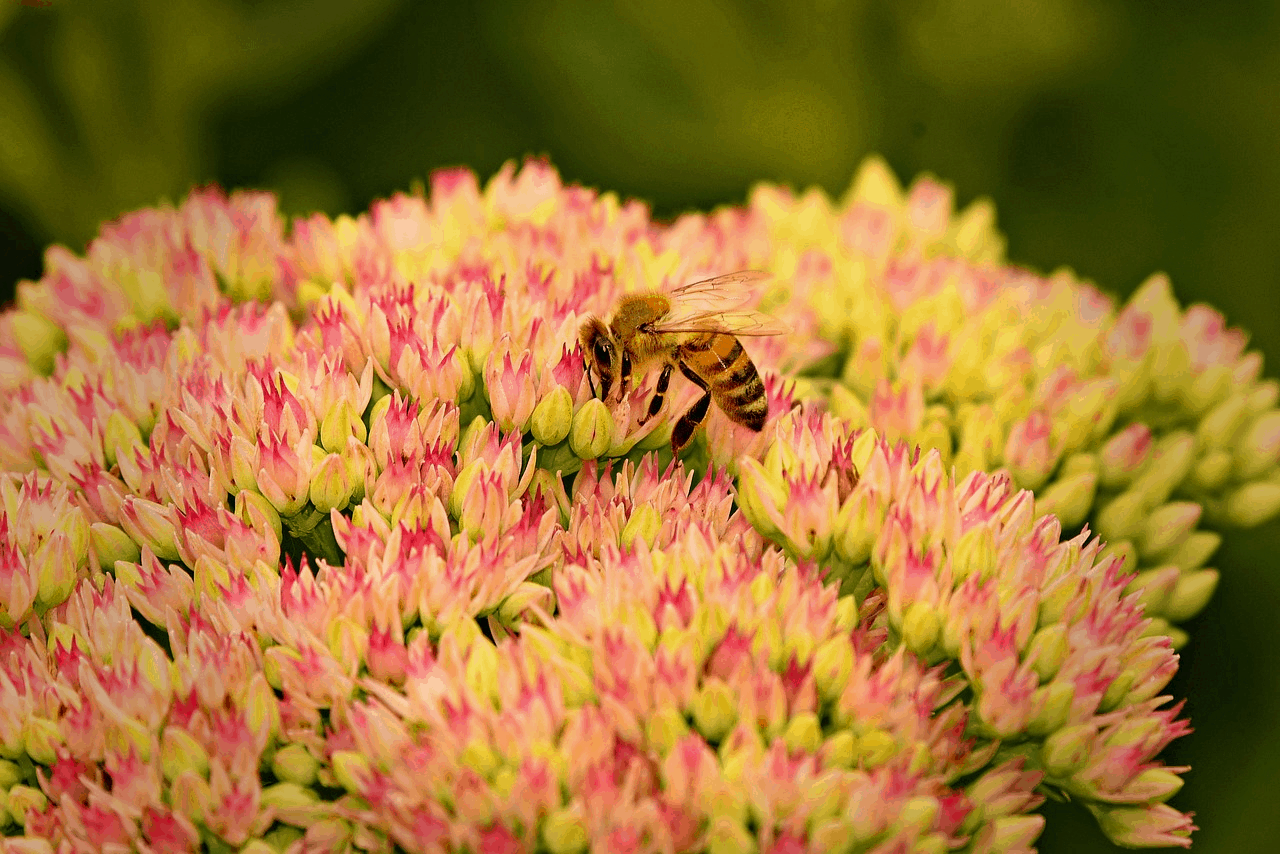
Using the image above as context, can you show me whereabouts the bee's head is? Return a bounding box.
[579,316,618,399]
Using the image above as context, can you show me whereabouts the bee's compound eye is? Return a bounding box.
[593,340,611,365]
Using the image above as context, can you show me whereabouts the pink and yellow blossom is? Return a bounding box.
[0,157,1244,851]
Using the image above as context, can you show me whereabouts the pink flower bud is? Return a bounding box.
[485,346,538,434]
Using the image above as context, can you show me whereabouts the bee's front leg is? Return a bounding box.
[637,362,674,426]
[584,353,599,399]
[616,351,633,404]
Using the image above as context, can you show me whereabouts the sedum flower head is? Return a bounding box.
[0,156,1244,850]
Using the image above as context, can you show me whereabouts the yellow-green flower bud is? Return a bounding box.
[1152,343,1192,406]
[809,818,859,854]
[91,523,142,570]
[1120,768,1185,804]
[241,842,276,854]
[1233,410,1280,480]
[459,738,501,780]
[235,489,283,545]
[119,496,181,562]
[33,532,78,612]
[101,411,144,471]
[244,673,281,743]
[320,400,367,454]
[1090,804,1192,849]
[1041,722,1096,778]
[11,311,67,376]
[1188,449,1233,493]
[834,595,858,632]
[331,750,371,794]
[1183,363,1233,416]
[1025,623,1069,682]
[300,818,353,852]
[811,634,855,704]
[1247,379,1280,415]
[1058,380,1118,455]
[542,808,589,854]
[828,384,869,426]
[1224,481,1280,527]
[0,757,22,788]
[950,524,995,585]
[309,453,354,513]
[1161,530,1219,571]
[1163,568,1219,623]
[168,769,211,821]
[264,825,305,853]
[5,784,48,827]
[645,705,689,756]
[901,601,940,655]
[1137,501,1202,560]
[1094,491,1148,544]
[531,387,575,446]
[691,679,739,742]
[1129,432,1196,507]
[895,795,940,836]
[1026,681,1074,736]
[820,730,857,770]
[497,582,553,626]
[705,814,757,854]
[569,399,613,459]
[620,503,662,550]
[1197,392,1250,449]
[448,459,486,520]
[736,457,788,540]
[833,496,876,566]
[913,418,952,465]
[260,781,321,827]
[858,728,898,767]
[464,637,501,708]
[978,816,1046,853]
[782,712,822,755]
[1034,469,1097,531]
[22,717,62,766]
[271,743,319,786]
[161,727,209,781]
[1127,566,1179,617]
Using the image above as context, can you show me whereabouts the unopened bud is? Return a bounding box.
[1224,481,1280,527]
[530,387,575,446]
[1163,568,1219,623]
[1034,469,1097,531]
[569,399,614,459]
[1137,501,1202,560]
[542,808,589,854]
[1234,410,1280,480]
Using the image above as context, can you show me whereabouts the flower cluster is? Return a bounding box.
[0,157,1245,850]
[730,160,1280,642]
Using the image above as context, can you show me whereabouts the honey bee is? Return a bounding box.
[578,271,787,452]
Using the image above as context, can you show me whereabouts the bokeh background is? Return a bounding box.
[2,1,1278,851]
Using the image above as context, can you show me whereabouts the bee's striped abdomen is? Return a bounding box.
[682,332,768,431]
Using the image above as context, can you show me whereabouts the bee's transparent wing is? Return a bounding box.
[653,270,785,335]
[649,309,790,337]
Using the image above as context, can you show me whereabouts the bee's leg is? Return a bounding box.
[638,362,674,426]
[617,351,633,403]
[584,355,599,399]
[671,362,712,453]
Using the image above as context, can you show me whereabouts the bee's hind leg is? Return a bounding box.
[671,362,711,453]
[638,362,674,426]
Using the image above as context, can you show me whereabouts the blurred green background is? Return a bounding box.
[2,1,1278,851]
